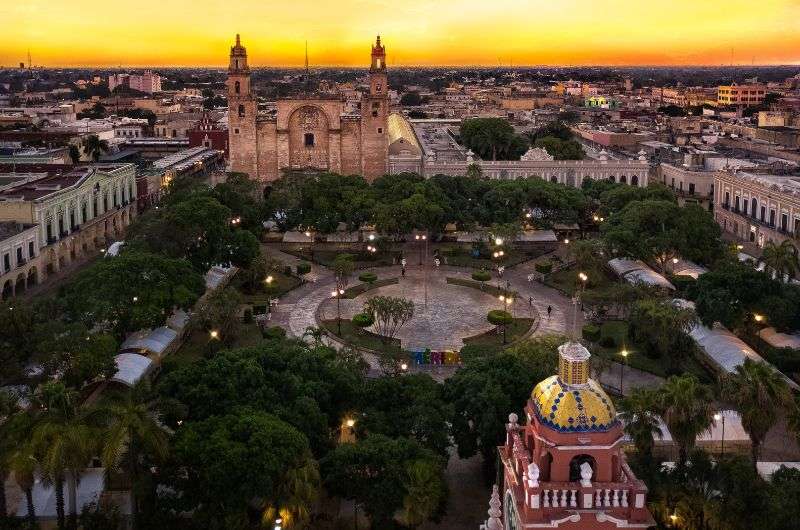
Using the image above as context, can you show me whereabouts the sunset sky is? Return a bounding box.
[3,0,800,67]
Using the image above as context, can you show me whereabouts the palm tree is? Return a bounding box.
[82,135,109,162]
[97,381,169,530]
[269,454,320,528]
[32,382,97,530]
[761,240,800,282]
[722,359,792,469]
[0,388,22,519]
[9,443,39,528]
[619,388,663,460]
[657,374,714,466]
[401,460,445,528]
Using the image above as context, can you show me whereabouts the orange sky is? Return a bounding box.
[3,0,800,67]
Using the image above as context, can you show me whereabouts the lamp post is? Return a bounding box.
[305,228,315,262]
[332,287,345,335]
[714,412,726,456]
[619,349,629,394]
[416,232,429,308]
[208,329,220,356]
[571,272,588,340]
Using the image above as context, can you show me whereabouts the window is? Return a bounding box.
[234,128,239,134]
[16,248,22,264]
[3,254,9,272]
[28,242,34,259]
[304,133,315,147]
[781,213,788,231]
[377,128,383,134]
[235,80,240,94]
[238,105,245,118]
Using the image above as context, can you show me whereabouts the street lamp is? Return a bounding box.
[415,233,427,265]
[332,288,345,334]
[753,313,764,323]
[619,349,629,394]
[714,412,726,456]
[400,362,408,372]
[564,238,570,245]
[494,237,503,246]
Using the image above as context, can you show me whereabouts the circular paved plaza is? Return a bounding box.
[319,269,536,351]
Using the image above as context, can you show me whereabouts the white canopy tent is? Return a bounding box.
[111,353,154,387]
[608,258,675,290]
[119,327,179,359]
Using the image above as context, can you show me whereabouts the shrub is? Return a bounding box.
[352,312,375,329]
[243,308,253,323]
[487,310,513,326]
[535,261,553,274]
[670,274,697,293]
[296,262,311,275]
[599,335,616,348]
[263,326,287,339]
[472,270,491,282]
[283,265,292,276]
[358,272,378,285]
[582,324,601,342]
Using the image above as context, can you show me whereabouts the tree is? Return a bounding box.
[61,251,205,338]
[721,359,792,469]
[68,144,81,163]
[657,374,714,466]
[445,353,549,475]
[358,374,452,457]
[97,381,169,530]
[363,296,415,344]
[460,118,528,161]
[619,388,662,460]
[82,134,109,161]
[321,434,446,528]
[487,309,513,344]
[762,240,800,282]
[0,388,20,519]
[534,136,585,160]
[192,287,243,346]
[601,200,684,272]
[32,382,98,530]
[628,299,697,371]
[171,410,312,526]
[400,91,423,106]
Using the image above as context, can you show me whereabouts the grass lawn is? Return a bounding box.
[282,247,400,269]
[442,249,536,270]
[342,277,398,299]
[321,318,405,353]
[543,265,615,296]
[161,323,265,373]
[239,271,302,302]
[446,277,519,299]
[590,320,709,380]
[463,318,535,350]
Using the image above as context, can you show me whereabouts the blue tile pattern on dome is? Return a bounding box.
[531,375,618,433]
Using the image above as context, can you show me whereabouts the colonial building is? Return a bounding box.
[714,169,800,251]
[0,163,137,296]
[491,341,654,529]
[227,34,389,182]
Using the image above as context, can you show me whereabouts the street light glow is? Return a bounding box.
[210,330,219,339]
[714,412,722,421]
[620,349,629,358]
[345,418,355,428]
[754,313,764,322]
[495,237,503,246]
[265,275,274,284]
[578,272,588,282]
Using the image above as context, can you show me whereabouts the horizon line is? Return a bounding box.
[7,63,800,70]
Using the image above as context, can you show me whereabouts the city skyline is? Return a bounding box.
[4,0,800,68]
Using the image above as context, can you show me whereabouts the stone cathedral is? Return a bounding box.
[226,34,390,182]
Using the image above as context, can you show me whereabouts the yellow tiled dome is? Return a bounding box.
[531,375,618,433]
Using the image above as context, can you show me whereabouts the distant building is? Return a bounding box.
[108,70,162,94]
[717,83,767,107]
[715,169,800,253]
[0,163,137,297]
[226,34,389,181]
[188,111,229,156]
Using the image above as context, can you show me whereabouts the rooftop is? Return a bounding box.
[0,164,130,201]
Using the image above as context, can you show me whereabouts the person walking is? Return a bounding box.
[547,305,552,318]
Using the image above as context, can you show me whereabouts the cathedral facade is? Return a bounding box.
[226,35,389,182]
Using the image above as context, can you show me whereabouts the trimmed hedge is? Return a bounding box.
[487,309,513,326]
[352,312,375,328]
[472,270,491,282]
[263,326,287,339]
[582,324,601,342]
[296,262,311,275]
[358,272,378,284]
[535,261,553,274]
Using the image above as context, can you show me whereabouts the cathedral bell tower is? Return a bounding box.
[361,35,389,180]
[227,34,259,179]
